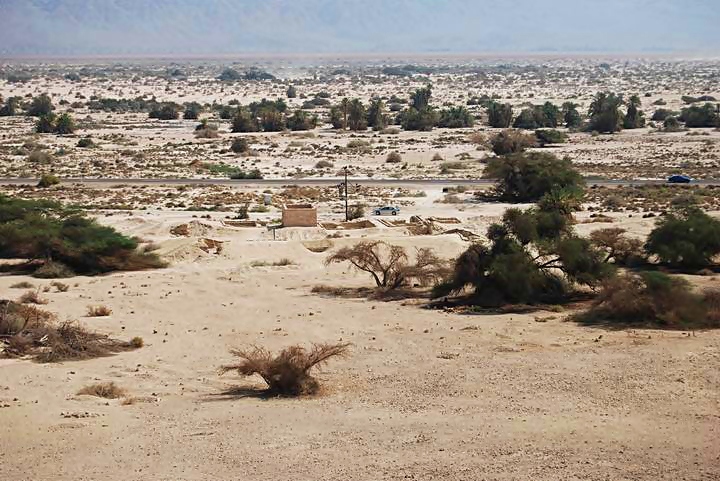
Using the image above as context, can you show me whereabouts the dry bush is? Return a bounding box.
[325,241,449,290]
[576,272,720,329]
[467,132,487,146]
[315,160,333,169]
[10,281,34,289]
[273,258,295,266]
[0,300,142,362]
[19,290,48,305]
[86,305,112,317]
[386,151,402,163]
[32,261,75,279]
[589,228,645,266]
[51,281,70,292]
[219,343,350,396]
[490,129,536,156]
[77,382,126,399]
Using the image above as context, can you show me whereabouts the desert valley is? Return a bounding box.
[0,55,719,480]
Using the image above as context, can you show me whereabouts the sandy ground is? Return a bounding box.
[1,58,720,480]
[1,203,719,481]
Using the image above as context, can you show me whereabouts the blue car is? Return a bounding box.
[667,175,692,184]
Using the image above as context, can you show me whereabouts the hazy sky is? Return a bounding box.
[1,0,718,56]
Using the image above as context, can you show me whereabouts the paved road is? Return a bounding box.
[0,177,715,187]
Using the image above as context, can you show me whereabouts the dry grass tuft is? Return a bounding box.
[10,281,34,289]
[86,305,112,317]
[0,300,143,362]
[50,281,70,292]
[219,343,350,396]
[77,382,126,399]
[19,290,48,305]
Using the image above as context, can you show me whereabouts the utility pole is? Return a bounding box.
[344,166,349,222]
[337,166,359,222]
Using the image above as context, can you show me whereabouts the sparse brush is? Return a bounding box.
[1,300,141,362]
[19,290,48,305]
[86,305,112,317]
[50,281,69,292]
[32,261,75,279]
[77,382,126,399]
[10,281,34,289]
[219,343,350,396]
[129,337,144,348]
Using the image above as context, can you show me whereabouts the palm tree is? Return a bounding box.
[340,98,350,130]
[347,99,367,131]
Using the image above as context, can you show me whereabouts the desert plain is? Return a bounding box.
[0,55,719,480]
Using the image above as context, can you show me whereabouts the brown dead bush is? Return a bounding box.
[77,382,126,399]
[325,241,449,290]
[219,343,350,396]
[19,290,48,305]
[576,272,720,329]
[86,305,112,317]
[0,300,142,362]
[589,228,646,266]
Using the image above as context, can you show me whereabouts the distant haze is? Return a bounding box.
[1,0,719,57]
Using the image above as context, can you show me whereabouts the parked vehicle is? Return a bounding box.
[373,206,400,216]
[667,175,692,184]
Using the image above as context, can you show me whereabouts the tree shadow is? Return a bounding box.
[203,385,274,402]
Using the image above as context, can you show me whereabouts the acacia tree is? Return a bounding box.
[645,207,720,269]
[589,228,645,266]
[483,152,584,202]
[435,199,611,305]
[326,241,448,290]
[27,94,54,117]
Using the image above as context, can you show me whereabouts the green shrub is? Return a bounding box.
[286,109,317,131]
[27,94,54,117]
[231,137,250,154]
[149,103,179,120]
[487,101,513,128]
[651,108,675,121]
[662,116,683,132]
[183,102,202,120]
[231,108,259,133]
[562,102,583,128]
[435,199,610,306]
[679,103,719,128]
[645,207,720,269]
[535,129,568,145]
[588,92,623,133]
[54,113,76,134]
[437,106,474,128]
[35,114,56,134]
[386,152,402,163]
[0,196,165,275]
[483,152,584,202]
[37,174,60,188]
